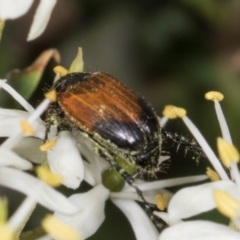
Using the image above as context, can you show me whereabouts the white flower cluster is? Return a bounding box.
[1,2,240,239]
[0,0,57,41]
[156,93,240,240]
[0,77,208,240]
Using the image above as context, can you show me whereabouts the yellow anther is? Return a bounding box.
[40,140,57,151]
[0,224,14,240]
[42,215,81,240]
[155,193,169,211]
[214,190,240,219]
[162,105,177,119]
[174,107,187,118]
[36,166,62,187]
[217,137,239,167]
[162,105,186,119]
[53,66,68,77]
[45,90,57,102]
[206,167,220,181]
[20,120,34,136]
[205,91,224,101]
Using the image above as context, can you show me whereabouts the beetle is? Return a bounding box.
[47,72,162,174]
[44,71,204,231]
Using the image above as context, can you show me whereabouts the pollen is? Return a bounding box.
[205,91,224,101]
[217,137,239,167]
[20,120,34,136]
[39,140,57,151]
[162,105,187,119]
[155,193,168,211]
[45,90,57,102]
[206,167,220,181]
[214,190,240,219]
[42,214,81,240]
[36,166,62,187]
[53,66,68,77]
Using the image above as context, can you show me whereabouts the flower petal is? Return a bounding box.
[0,109,29,137]
[0,0,33,20]
[76,133,108,183]
[113,199,159,240]
[27,0,57,40]
[0,148,32,169]
[0,167,79,214]
[154,212,172,226]
[54,184,109,240]
[159,220,240,240]
[12,137,44,164]
[167,180,236,224]
[83,161,97,186]
[0,109,45,139]
[48,131,84,189]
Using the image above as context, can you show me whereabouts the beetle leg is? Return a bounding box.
[162,128,206,161]
[97,148,167,232]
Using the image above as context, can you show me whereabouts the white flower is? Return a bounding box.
[0,166,81,239]
[0,77,208,239]
[0,167,79,215]
[0,0,57,40]
[159,221,240,240]
[0,79,82,238]
[48,131,84,189]
[54,184,109,240]
[53,134,207,240]
[156,180,237,225]
[0,79,84,188]
[157,91,240,239]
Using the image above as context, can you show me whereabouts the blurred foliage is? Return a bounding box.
[0,49,60,109]
[1,0,240,239]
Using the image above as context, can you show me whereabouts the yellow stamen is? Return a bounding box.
[155,193,169,211]
[162,105,177,119]
[0,198,8,225]
[174,107,187,118]
[42,215,81,240]
[217,137,239,167]
[206,167,220,181]
[162,105,186,119]
[0,224,14,240]
[20,120,34,136]
[36,166,62,187]
[205,91,224,101]
[214,190,240,219]
[40,141,57,151]
[53,66,68,77]
[45,90,57,102]
[68,47,84,73]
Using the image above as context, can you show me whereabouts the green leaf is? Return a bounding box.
[0,49,60,109]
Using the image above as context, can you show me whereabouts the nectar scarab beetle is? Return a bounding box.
[44,71,204,231]
[50,72,162,175]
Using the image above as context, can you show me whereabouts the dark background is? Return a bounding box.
[1,0,240,239]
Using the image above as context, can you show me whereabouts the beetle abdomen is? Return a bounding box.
[55,72,161,160]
